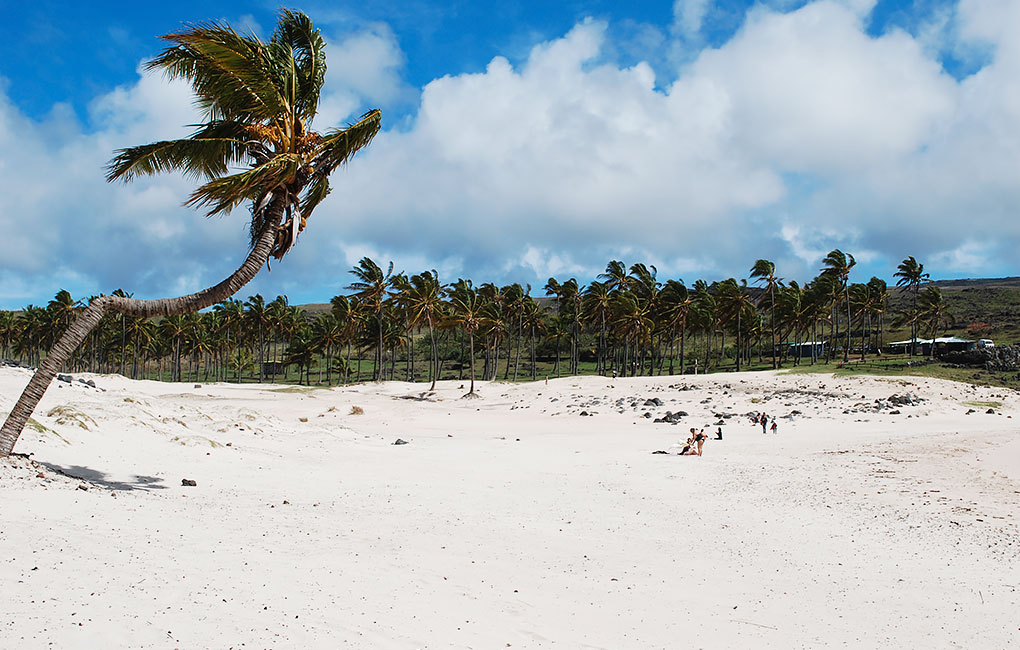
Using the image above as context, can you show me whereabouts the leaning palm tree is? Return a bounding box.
[0,10,381,457]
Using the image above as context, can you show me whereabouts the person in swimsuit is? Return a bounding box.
[695,429,708,456]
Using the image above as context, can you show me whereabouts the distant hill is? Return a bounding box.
[884,277,1020,345]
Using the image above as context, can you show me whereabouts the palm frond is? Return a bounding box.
[272,9,326,120]
[106,121,251,182]
[312,110,381,173]
[148,22,288,122]
[299,175,331,218]
[187,153,301,216]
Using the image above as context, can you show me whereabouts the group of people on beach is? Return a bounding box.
[659,410,778,458]
[674,426,723,456]
[754,412,778,434]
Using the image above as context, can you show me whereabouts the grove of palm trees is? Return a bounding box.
[1,252,960,397]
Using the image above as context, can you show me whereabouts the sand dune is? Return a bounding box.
[2,366,1018,648]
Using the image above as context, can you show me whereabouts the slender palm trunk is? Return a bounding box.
[0,197,285,457]
[376,310,383,381]
[770,286,777,369]
[530,327,536,381]
[258,322,264,382]
[735,311,742,372]
[468,331,476,394]
[554,334,561,378]
[513,315,522,382]
[679,323,686,375]
[843,283,851,363]
[428,319,438,392]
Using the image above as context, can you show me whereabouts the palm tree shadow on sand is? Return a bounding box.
[40,462,167,491]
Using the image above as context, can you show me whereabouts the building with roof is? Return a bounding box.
[887,337,974,356]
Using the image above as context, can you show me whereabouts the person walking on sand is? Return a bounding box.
[760,413,768,434]
[770,419,778,435]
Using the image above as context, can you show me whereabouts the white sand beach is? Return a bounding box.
[2,366,1018,649]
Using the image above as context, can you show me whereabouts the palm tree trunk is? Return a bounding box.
[376,312,383,381]
[258,322,264,383]
[468,331,476,394]
[0,197,286,457]
[428,319,438,392]
[530,327,536,382]
[513,315,522,383]
[844,284,852,363]
[680,324,686,375]
[554,334,561,378]
[770,285,777,369]
[735,311,742,372]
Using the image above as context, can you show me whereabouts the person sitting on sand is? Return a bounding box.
[715,427,723,440]
[678,428,696,455]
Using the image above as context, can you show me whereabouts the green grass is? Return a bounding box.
[961,400,1002,408]
[268,385,327,394]
[780,356,1020,389]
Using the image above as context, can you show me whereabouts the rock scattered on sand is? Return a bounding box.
[181,479,197,487]
[653,411,687,424]
[393,438,409,445]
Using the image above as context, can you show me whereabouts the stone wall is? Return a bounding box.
[943,345,1020,371]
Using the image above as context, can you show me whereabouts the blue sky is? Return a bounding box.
[1,0,1017,308]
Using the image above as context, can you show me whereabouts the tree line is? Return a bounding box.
[0,252,949,391]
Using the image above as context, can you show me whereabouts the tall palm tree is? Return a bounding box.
[894,256,929,356]
[599,260,628,294]
[266,295,291,381]
[347,257,394,381]
[444,279,486,395]
[214,299,245,381]
[750,259,782,369]
[245,294,269,382]
[867,277,889,351]
[521,297,546,381]
[581,281,612,375]
[1,10,381,456]
[611,291,653,376]
[917,286,951,359]
[658,279,691,375]
[392,270,446,390]
[821,249,856,363]
[690,280,718,371]
[716,279,755,371]
[0,310,17,360]
[160,314,188,381]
